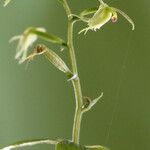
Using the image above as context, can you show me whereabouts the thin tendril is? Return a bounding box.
[104,32,133,145]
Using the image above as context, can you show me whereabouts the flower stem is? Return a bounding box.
[68,21,83,144]
[59,0,83,144]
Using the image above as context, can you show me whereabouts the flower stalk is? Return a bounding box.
[59,0,84,144]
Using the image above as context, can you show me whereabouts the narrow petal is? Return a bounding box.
[111,7,135,30]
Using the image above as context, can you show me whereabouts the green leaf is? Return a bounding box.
[82,93,103,113]
[80,7,98,17]
[0,139,58,150]
[56,140,86,150]
[86,145,109,150]
[30,28,67,46]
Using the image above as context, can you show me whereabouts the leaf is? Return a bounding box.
[0,139,58,150]
[56,140,86,150]
[86,145,109,150]
[0,139,109,150]
[30,28,67,46]
[80,7,98,17]
[82,93,103,113]
[90,92,103,108]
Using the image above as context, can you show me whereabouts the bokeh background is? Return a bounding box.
[0,0,149,150]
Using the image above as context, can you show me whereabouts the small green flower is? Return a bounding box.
[79,0,135,34]
[10,27,46,64]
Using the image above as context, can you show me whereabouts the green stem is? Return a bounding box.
[59,0,83,144]
[68,21,83,144]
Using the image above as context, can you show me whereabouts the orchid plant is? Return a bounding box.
[1,0,135,150]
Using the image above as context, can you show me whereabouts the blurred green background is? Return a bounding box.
[0,0,149,150]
